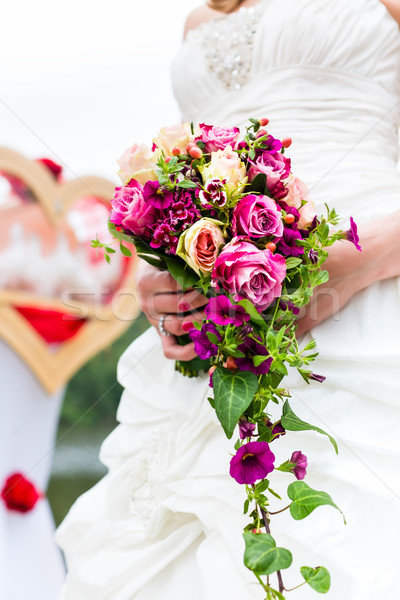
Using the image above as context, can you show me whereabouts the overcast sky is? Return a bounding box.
[1,0,200,182]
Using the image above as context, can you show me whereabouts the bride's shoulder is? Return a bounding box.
[183,4,221,38]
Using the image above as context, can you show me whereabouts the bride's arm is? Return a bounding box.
[380,0,400,24]
[296,209,400,335]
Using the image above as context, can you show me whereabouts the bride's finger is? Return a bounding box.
[178,289,208,312]
[147,292,186,320]
[161,335,197,361]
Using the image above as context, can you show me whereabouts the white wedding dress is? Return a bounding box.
[56,0,400,598]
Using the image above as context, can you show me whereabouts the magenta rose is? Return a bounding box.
[199,123,240,153]
[232,194,284,240]
[110,179,158,239]
[248,151,291,197]
[211,239,287,312]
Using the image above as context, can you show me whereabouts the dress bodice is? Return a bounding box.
[172,0,400,220]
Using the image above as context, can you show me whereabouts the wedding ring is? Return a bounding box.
[158,314,170,336]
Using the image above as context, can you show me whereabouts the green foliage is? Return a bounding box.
[243,532,292,576]
[281,400,338,454]
[164,256,199,290]
[287,481,343,521]
[213,367,259,438]
[301,566,331,593]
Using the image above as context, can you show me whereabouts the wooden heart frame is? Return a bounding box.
[0,147,140,393]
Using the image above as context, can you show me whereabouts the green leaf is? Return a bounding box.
[288,481,343,521]
[212,367,258,438]
[164,257,199,290]
[281,400,338,454]
[177,179,197,189]
[248,172,267,195]
[243,532,292,576]
[253,355,271,367]
[108,220,135,244]
[119,242,132,257]
[285,257,303,269]
[137,254,165,269]
[238,299,267,330]
[301,566,331,593]
[206,331,220,345]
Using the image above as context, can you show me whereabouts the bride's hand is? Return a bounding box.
[296,210,400,335]
[136,261,208,360]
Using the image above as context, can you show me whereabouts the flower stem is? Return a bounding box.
[269,504,291,515]
[259,506,286,594]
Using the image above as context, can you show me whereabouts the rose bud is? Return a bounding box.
[189,146,203,159]
[259,118,269,126]
[284,214,296,224]
[282,137,292,148]
[265,242,276,252]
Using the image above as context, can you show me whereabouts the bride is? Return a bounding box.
[56,0,400,598]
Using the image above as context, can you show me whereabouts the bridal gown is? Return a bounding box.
[56,0,400,597]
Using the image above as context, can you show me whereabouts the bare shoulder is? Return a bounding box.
[183,4,220,38]
[380,0,400,25]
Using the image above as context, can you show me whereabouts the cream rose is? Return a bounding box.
[285,174,316,229]
[199,146,247,194]
[153,123,200,156]
[117,143,160,185]
[176,218,225,275]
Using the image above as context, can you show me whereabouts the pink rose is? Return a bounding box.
[285,175,316,228]
[248,151,291,197]
[199,123,240,153]
[153,123,199,155]
[110,179,158,239]
[117,143,160,185]
[232,194,283,240]
[212,239,286,312]
[176,218,225,275]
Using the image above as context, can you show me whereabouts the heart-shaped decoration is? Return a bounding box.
[0,146,140,393]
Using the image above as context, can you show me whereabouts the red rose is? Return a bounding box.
[1,473,42,513]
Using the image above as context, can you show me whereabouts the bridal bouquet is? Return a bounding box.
[96,119,360,599]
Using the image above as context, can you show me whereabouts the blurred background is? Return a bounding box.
[1,0,200,526]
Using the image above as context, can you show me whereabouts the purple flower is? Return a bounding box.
[232,194,283,240]
[279,300,300,316]
[236,337,272,375]
[308,249,319,265]
[110,180,158,239]
[143,180,174,209]
[199,178,227,207]
[150,223,177,252]
[309,373,326,383]
[265,419,286,440]
[256,134,283,154]
[345,217,362,252]
[290,451,308,480]
[189,323,222,360]
[278,228,304,257]
[230,441,275,485]
[237,323,254,341]
[239,419,256,440]
[205,295,250,326]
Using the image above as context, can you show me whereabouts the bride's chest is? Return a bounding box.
[172,0,400,95]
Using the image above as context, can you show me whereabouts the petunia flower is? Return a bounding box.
[290,451,308,480]
[205,295,250,326]
[143,180,174,209]
[239,419,256,440]
[235,337,272,375]
[345,216,362,252]
[230,441,275,485]
[189,323,222,360]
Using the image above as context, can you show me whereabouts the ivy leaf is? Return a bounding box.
[288,481,344,521]
[212,367,258,438]
[243,532,292,576]
[281,400,338,454]
[300,566,331,593]
[164,257,199,290]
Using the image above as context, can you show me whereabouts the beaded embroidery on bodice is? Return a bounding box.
[186,0,267,91]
